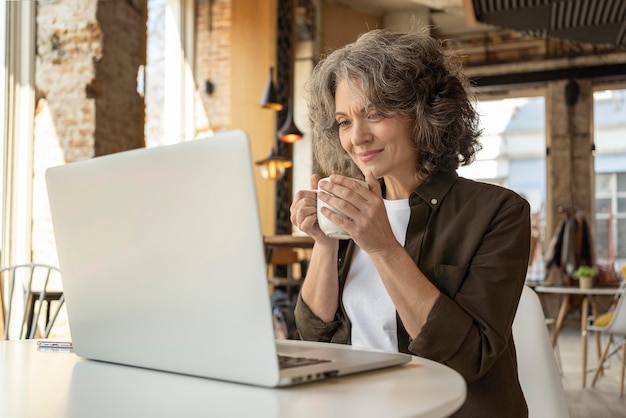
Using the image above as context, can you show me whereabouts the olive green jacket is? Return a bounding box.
[295,170,530,418]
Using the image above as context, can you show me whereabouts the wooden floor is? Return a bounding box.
[556,326,625,417]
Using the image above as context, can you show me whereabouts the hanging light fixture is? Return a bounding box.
[277,98,303,143]
[255,147,293,180]
[260,67,283,111]
[564,79,580,107]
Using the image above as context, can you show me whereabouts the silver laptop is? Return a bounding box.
[45,129,410,387]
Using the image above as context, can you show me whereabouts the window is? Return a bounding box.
[1,1,36,267]
[0,3,6,245]
[144,0,195,147]
[458,95,547,280]
[595,173,626,260]
[1,1,37,336]
[594,89,626,265]
[459,97,546,211]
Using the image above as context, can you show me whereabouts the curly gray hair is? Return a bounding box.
[307,27,482,181]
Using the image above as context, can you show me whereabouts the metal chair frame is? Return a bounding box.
[1,263,65,340]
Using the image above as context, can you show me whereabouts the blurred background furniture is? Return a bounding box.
[1,263,65,340]
[589,282,626,357]
[513,285,570,418]
[263,234,313,300]
[534,285,623,387]
[263,235,313,262]
[264,235,314,340]
[590,282,626,397]
[266,248,303,300]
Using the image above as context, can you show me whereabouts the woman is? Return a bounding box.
[290,28,531,417]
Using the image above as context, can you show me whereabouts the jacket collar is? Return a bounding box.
[409,170,458,211]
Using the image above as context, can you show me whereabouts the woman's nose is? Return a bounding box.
[350,120,371,146]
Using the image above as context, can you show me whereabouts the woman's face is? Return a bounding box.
[334,80,418,182]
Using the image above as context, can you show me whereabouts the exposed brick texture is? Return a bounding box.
[35,0,102,164]
[34,0,102,271]
[32,0,237,267]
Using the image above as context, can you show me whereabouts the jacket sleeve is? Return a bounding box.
[408,194,530,383]
[294,294,344,342]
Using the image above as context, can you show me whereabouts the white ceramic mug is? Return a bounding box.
[317,177,368,239]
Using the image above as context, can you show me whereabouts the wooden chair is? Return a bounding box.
[266,249,303,301]
[1,263,65,340]
[589,281,626,361]
[266,249,305,340]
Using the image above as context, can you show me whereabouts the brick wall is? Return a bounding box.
[34,0,102,268]
[31,0,147,338]
[30,0,244,264]
[35,0,101,165]
[31,0,240,271]
[35,1,146,155]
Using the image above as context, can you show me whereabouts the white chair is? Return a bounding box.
[513,285,570,418]
[590,282,626,397]
[544,317,563,372]
[588,281,626,362]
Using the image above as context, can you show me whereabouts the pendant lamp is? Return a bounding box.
[260,67,283,111]
[277,99,303,143]
[255,147,293,180]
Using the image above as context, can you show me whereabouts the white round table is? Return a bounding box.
[1,340,466,418]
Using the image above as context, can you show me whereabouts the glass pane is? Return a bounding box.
[595,173,611,194]
[618,172,626,192]
[461,95,547,259]
[618,219,626,259]
[596,198,612,214]
[145,0,167,147]
[594,89,626,154]
[0,1,5,251]
[595,220,609,259]
[618,197,626,213]
[462,96,546,207]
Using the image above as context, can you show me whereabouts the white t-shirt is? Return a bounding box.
[342,198,410,352]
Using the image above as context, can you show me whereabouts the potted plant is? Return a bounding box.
[574,265,595,289]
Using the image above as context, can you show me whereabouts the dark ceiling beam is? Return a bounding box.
[470,62,626,88]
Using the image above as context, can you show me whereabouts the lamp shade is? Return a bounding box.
[565,79,580,107]
[277,99,303,143]
[260,67,283,111]
[255,147,292,180]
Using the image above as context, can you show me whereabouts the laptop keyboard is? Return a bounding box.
[278,354,331,369]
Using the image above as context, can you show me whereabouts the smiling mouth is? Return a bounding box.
[357,150,381,162]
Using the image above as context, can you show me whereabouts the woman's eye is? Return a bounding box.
[367,111,383,120]
[336,120,350,128]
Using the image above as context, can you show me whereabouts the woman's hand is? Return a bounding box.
[319,172,439,337]
[290,174,334,244]
[317,172,400,256]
